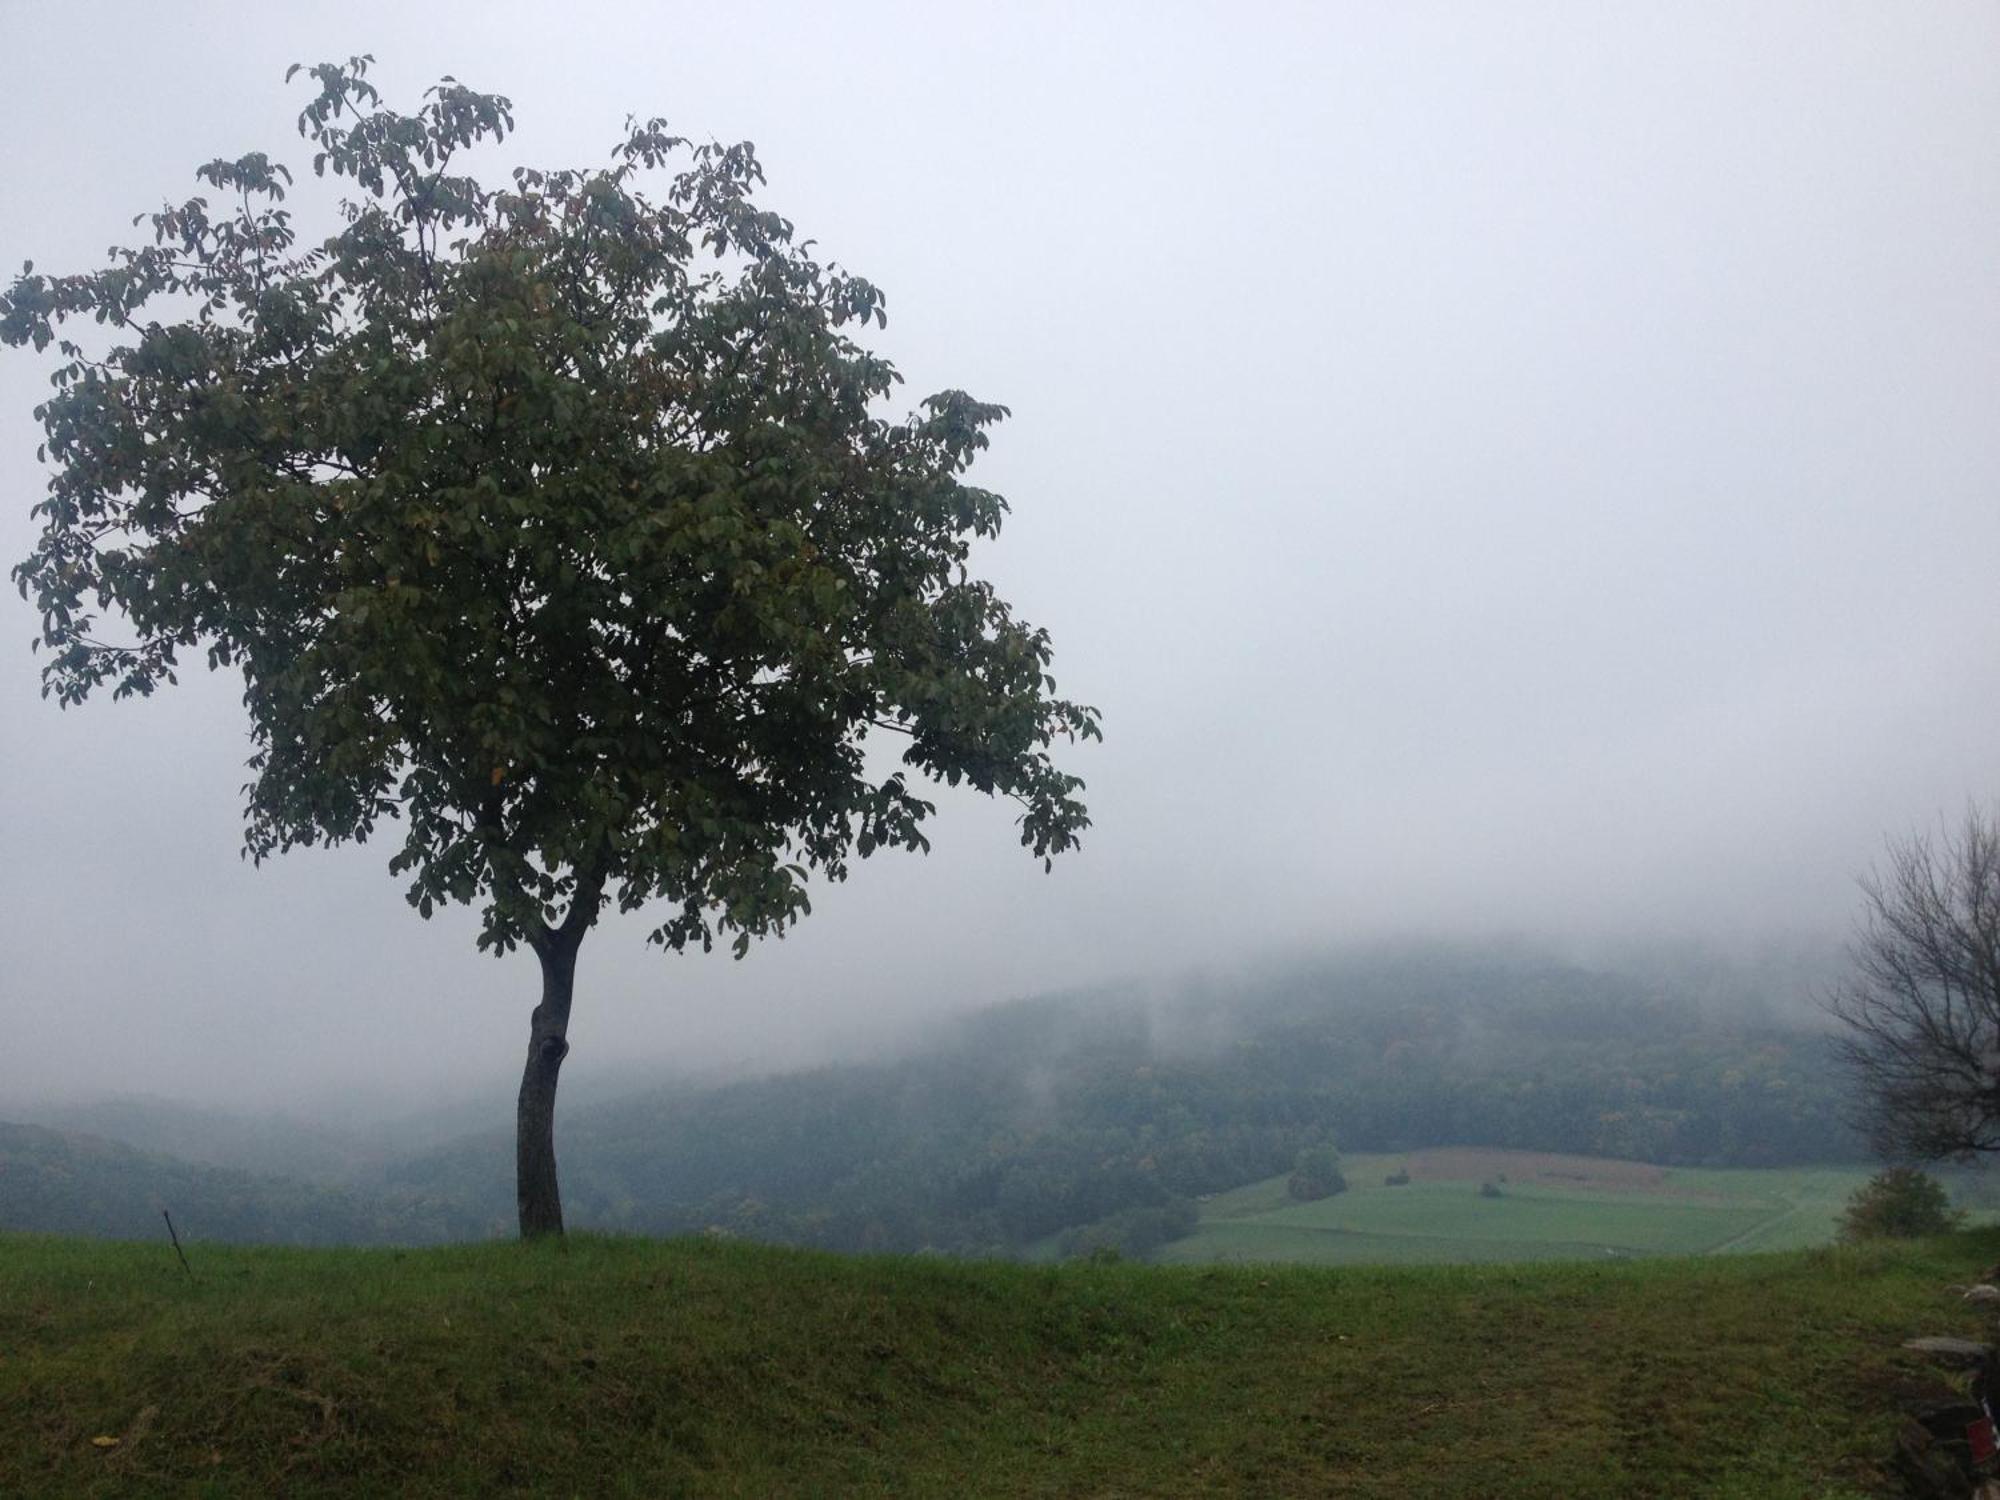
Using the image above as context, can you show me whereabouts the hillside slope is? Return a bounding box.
[3,1228,1993,1497]
[378,948,1858,1257]
[7,948,1859,1257]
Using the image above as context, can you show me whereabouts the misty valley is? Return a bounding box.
[0,946,1896,1264]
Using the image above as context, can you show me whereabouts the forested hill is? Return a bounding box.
[4,947,1861,1255]
[0,1122,482,1246]
[382,947,1861,1254]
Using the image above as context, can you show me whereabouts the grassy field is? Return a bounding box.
[3,1227,1998,1497]
[1156,1149,1957,1268]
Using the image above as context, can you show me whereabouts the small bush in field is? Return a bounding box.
[1838,1167,1964,1241]
[1287,1146,1348,1202]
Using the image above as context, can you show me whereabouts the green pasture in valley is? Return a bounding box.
[1156,1149,1981,1267]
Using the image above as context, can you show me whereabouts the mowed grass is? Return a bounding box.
[5,1233,2000,1498]
[1159,1150,1956,1268]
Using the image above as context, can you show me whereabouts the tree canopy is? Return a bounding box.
[3,56,1099,959]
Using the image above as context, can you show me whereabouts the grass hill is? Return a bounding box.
[3,1227,1994,1497]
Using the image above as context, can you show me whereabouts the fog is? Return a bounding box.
[2,2,1996,1115]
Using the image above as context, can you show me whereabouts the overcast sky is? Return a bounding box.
[2,1,1996,1113]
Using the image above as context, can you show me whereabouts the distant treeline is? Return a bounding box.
[2,947,1861,1256]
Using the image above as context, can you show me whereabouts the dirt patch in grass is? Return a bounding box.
[1392,1147,1672,1192]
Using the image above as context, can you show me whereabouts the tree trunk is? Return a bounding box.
[517,927,583,1238]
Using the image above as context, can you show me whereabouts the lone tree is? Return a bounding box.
[1827,807,2000,1161]
[3,58,1098,1237]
